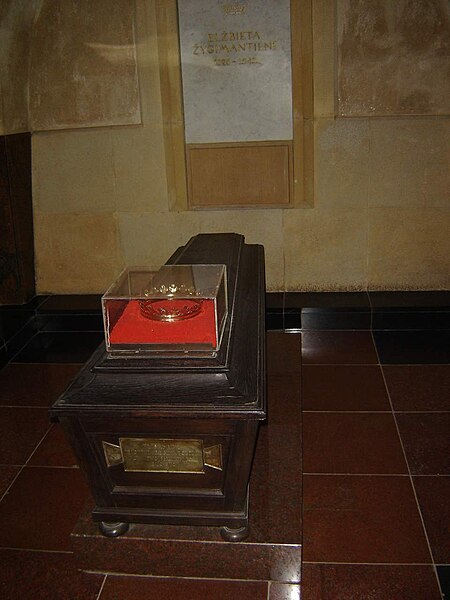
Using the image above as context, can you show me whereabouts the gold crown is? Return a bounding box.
[143,284,201,297]
[139,298,203,322]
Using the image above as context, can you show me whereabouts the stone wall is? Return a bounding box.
[3,0,449,292]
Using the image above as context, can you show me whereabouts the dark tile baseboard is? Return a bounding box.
[0,295,103,362]
[267,291,450,331]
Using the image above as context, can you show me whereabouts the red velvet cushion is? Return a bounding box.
[109,299,217,347]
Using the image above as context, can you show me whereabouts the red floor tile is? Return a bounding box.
[0,363,81,407]
[383,365,450,411]
[269,582,301,599]
[303,413,407,474]
[100,575,268,600]
[414,475,450,563]
[301,332,378,365]
[0,466,90,551]
[302,365,390,411]
[0,549,103,600]
[303,475,431,563]
[0,466,19,496]
[0,407,50,465]
[396,413,450,474]
[0,324,445,597]
[301,563,441,600]
[267,332,301,375]
[28,424,78,467]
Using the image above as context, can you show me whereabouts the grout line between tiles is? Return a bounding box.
[301,364,384,368]
[304,472,450,477]
[302,560,437,566]
[11,359,95,366]
[394,410,450,414]
[299,336,305,588]
[408,474,450,477]
[2,318,35,347]
[371,331,444,599]
[2,362,84,367]
[0,405,52,411]
[0,546,73,554]
[0,468,23,505]
[96,574,108,599]
[0,463,78,469]
[303,410,393,413]
[82,535,301,547]
[33,296,51,310]
[22,465,79,470]
[303,473,411,476]
[303,362,450,368]
[0,405,68,409]
[303,409,450,414]
[86,571,277,584]
[23,424,55,463]
[0,423,52,505]
[6,330,40,363]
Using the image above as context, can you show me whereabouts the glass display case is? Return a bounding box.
[102,264,227,353]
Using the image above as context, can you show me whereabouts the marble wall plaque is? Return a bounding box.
[178,0,293,143]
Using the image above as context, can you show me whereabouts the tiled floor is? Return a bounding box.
[298,292,449,600]
[0,292,449,599]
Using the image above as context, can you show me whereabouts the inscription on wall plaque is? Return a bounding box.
[178,0,292,143]
[102,438,223,473]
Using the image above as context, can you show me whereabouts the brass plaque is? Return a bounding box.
[120,438,205,473]
[102,437,223,473]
